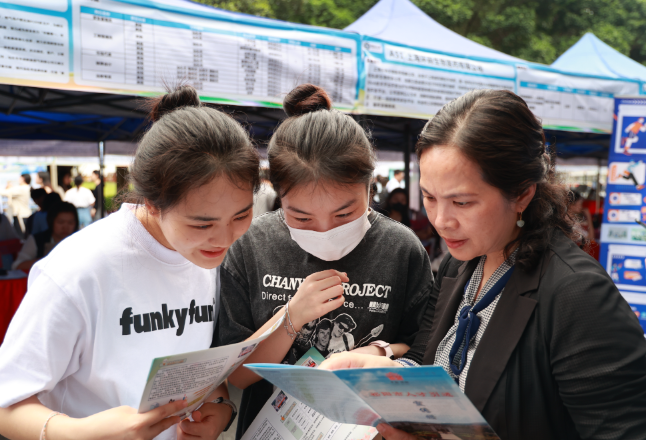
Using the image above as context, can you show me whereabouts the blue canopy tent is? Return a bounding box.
[0,0,618,214]
[0,0,298,217]
[0,0,298,146]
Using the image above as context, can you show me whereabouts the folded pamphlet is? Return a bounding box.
[242,347,378,440]
[246,364,500,440]
[137,317,284,419]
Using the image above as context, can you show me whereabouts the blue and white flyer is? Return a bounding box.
[246,364,499,440]
[242,348,378,440]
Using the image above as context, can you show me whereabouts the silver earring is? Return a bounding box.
[517,211,525,228]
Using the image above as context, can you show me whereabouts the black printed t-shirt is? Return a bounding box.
[216,209,433,439]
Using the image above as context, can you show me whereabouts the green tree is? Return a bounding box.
[194,0,646,66]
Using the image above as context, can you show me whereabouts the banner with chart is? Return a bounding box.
[599,97,646,334]
[516,66,640,133]
[0,0,360,110]
[359,39,516,118]
[357,37,641,133]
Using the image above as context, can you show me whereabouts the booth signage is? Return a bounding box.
[600,97,646,334]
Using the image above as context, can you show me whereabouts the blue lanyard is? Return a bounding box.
[448,265,515,381]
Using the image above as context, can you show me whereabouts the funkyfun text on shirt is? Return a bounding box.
[120,300,215,337]
[262,274,392,298]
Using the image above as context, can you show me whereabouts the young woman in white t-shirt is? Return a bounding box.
[0,85,260,440]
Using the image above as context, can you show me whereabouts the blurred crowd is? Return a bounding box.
[0,171,104,273]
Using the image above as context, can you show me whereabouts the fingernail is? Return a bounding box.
[376,424,385,434]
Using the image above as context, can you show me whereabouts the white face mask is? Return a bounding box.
[286,209,372,261]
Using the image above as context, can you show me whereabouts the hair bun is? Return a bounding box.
[283,84,332,117]
[149,84,201,122]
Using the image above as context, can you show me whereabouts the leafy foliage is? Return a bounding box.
[194,0,646,65]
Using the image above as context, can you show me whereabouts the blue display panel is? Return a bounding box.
[600,98,646,334]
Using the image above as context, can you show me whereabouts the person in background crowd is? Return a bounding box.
[384,188,411,227]
[12,202,78,272]
[36,171,64,198]
[0,213,18,242]
[61,173,72,192]
[0,173,32,235]
[64,175,96,229]
[385,169,404,193]
[386,189,447,268]
[321,89,646,440]
[29,192,62,237]
[219,84,433,440]
[570,191,593,242]
[24,188,47,237]
[91,170,103,220]
[253,168,277,218]
[372,175,389,209]
[0,84,259,440]
[382,188,437,250]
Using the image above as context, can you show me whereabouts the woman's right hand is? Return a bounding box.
[319,352,400,370]
[49,400,188,440]
[288,269,349,330]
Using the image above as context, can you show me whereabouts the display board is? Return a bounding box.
[358,37,641,133]
[0,0,360,109]
[599,97,646,334]
[516,66,639,133]
[0,0,644,131]
[359,39,516,118]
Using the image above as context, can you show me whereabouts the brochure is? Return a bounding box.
[137,317,284,419]
[245,364,500,440]
[242,348,378,440]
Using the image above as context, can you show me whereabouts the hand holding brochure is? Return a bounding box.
[246,364,500,440]
[242,348,378,440]
[137,316,284,419]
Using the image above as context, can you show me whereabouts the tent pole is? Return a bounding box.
[50,158,59,194]
[98,141,105,218]
[404,124,411,202]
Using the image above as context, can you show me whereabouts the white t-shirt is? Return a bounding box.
[385,177,403,193]
[64,186,96,208]
[0,184,32,218]
[0,204,218,440]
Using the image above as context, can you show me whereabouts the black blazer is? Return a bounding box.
[406,232,646,439]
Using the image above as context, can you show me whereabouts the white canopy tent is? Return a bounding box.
[552,33,646,83]
[344,0,521,62]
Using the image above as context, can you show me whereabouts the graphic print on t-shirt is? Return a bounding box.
[271,277,391,362]
[120,299,215,337]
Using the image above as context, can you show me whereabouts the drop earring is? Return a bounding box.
[517,211,525,228]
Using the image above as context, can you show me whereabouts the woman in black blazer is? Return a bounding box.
[322,89,646,440]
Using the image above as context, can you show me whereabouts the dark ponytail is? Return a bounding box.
[124,85,260,212]
[268,84,375,197]
[416,89,578,270]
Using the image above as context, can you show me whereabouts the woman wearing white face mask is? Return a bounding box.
[218,84,434,439]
